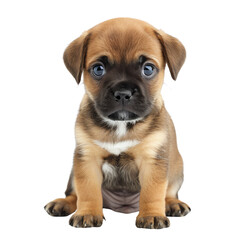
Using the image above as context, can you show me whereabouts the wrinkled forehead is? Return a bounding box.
[86,23,163,68]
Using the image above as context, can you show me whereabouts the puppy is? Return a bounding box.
[44,18,191,229]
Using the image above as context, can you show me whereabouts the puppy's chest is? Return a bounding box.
[94,139,140,192]
[101,152,140,193]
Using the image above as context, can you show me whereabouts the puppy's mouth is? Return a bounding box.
[108,110,139,121]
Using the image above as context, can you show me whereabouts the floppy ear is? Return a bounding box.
[155,30,186,80]
[63,31,91,84]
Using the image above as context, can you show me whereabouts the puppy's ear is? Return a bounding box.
[63,31,91,84]
[155,30,186,80]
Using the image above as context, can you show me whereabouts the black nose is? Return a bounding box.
[114,90,132,102]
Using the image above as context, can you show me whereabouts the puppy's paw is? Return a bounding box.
[44,199,76,217]
[69,214,103,228]
[136,215,170,229]
[166,199,191,217]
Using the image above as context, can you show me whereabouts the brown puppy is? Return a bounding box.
[44,18,190,229]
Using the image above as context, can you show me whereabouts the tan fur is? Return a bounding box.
[44,18,190,229]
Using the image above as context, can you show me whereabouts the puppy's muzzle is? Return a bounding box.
[96,80,151,122]
[108,88,139,121]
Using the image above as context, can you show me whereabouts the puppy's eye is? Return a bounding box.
[142,63,155,77]
[92,64,105,79]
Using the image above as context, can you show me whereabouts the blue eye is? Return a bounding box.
[143,64,155,77]
[92,64,105,78]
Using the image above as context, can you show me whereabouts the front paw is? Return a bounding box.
[136,215,170,229]
[69,214,103,228]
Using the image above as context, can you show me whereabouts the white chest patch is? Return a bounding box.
[94,139,140,155]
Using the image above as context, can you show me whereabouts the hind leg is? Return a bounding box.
[165,198,191,217]
[165,178,191,217]
[44,169,77,216]
[44,194,77,216]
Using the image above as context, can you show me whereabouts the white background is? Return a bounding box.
[0,0,240,239]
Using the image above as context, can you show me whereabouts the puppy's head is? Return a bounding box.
[64,18,186,121]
